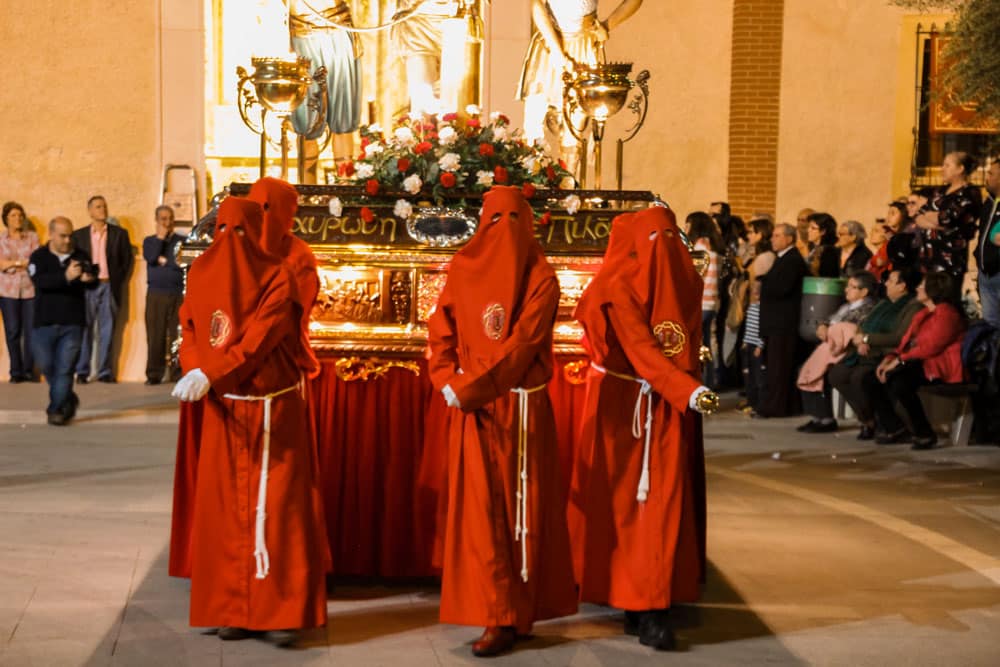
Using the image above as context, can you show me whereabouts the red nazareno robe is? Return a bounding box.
[179,197,326,630]
[568,206,707,611]
[427,186,578,632]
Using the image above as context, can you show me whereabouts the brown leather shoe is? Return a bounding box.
[471,626,517,657]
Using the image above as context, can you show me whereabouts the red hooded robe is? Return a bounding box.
[569,205,707,611]
[179,197,327,630]
[427,186,577,632]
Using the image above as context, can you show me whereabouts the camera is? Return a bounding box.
[78,260,100,277]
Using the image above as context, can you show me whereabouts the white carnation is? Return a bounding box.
[489,110,502,123]
[355,163,375,179]
[492,126,507,142]
[393,126,416,146]
[476,170,494,187]
[328,196,343,216]
[559,176,576,190]
[438,152,462,172]
[393,199,413,220]
[402,173,423,195]
[465,104,481,116]
[438,126,458,146]
[561,194,582,215]
[367,123,382,134]
[520,155,540,175]
[364,142,384,158]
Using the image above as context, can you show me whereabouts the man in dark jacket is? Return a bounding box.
[28,217,96,425]
[757,223,808,418]
[72,195,134,383]
[142,205,186,384]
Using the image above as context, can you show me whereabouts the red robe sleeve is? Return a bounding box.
[606,295,702,414]
[427,281,463,392]
[199,272,298,396]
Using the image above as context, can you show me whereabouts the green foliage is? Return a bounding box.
[890,0,1000,121]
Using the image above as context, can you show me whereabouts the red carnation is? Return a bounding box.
[521,183,537,198]
[479,143,495,157]
[467,118,481,129]
[414,141,433,155]
[365,179,380,196]
[538,212,552,226]
[493,166,509,185]
[397,158,411,173]
[496,114,510,125]
[558,159,567,170]
[440,172,457,188]
[422,123,436,133]
[442,112,458,122]
[546,165,557,183]
[360,137,370,150]
[338,161,356,177]
[360,207,375,223]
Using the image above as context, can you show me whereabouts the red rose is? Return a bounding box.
[338,161,356,177]
[479,143,495,157]
[546,165,557,183]
[467,118,481,129]
[440,172,457,188]
[493,166,509,185]
[521,183,537,198]
[538,212,552,226]
[360,207,375,223]
[365,179,380,196]
[414,141,433,155]
[558,159,567,170]
[397,158,411,173]
[442,112,458,122]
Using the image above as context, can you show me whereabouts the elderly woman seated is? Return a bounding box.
[862,271,967,450]
[827,269,923,440]
[796,271,879,433]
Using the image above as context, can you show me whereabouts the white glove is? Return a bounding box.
[442,384,461,409]
[689,385,712,412]
[172,369,211,402]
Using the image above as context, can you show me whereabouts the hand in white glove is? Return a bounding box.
[442,384,461,409]
[172,369,211,402]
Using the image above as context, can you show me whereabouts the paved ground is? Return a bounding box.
[1,383,998,666]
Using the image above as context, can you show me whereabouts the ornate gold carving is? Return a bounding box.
[556,270,593,314]
[696,390,720,415]
[389,271,412,324]
[314,269,383,323]
[699,345,713,363]
[562,360,589,386]
[653,320,686,358]
[417,272,449,322]
[334,356,421,382]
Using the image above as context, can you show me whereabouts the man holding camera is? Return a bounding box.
[28,217,96,425]
[73,195,134,383]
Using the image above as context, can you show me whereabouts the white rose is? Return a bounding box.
[476,170,494,187]
[465,104,481,116]
[364,142,384,158]
[438,152,462,172]
[328,196,343,216]
[492,126,507,142]
[402,173,423,195]
[355,163,375,179]
[438,126,458,146]
[561,194,582,215]
[394,199,413,220]
[393,127,416,146]
[559,176,576,190]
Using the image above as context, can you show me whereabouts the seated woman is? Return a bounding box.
[796,271,878,433]
[863,271,967,450]
[827,269,923,440]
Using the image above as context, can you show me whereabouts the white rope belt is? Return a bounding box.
[591,362,654,503]
[510,383,547,583]
[223,381,302,580]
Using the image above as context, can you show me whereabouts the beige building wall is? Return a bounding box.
[775,1,909,227]
[0,1,204,382]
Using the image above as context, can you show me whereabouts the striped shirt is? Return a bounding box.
[695,238,719,312]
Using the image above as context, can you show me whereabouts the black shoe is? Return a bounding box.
[624,611,642,637]
[796,420,819,432]
[638,610,675,651]
[911,434,938,450]
[875,429,909,445]
[811,420,839,434]
[10,376,25,384]
[217,626,254,641]
[144,378,161,386]
[97,376,116,384]
[265,630,299,648]
[76,374,89,384]
[857,425,875,441]
[47,412,68,426]
[62,393,80,420]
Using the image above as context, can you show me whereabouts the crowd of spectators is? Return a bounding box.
[696,150,1000,450]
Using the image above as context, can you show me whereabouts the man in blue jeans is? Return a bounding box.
[28,217,96,425]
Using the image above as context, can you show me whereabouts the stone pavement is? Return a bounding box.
[1,383,999,666]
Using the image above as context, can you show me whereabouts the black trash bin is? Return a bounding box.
[799,277,845,343]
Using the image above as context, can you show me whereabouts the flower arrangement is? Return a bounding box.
[338,106,578,221]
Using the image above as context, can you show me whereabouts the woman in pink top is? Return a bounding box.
[686,211,723,388]
[0,202,40,382]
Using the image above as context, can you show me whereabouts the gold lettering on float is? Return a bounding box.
[341,217,361,235]
[294,215,397,243]
[380,218,397,244]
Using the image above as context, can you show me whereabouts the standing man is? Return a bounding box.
[143,205,186,385]
[28,217,96,425]
[977,156,1000,328]
[427,186,577,657]
[74,195,134,383]
[757,223,808,418]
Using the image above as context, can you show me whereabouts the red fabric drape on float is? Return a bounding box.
[171,356,587,580]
